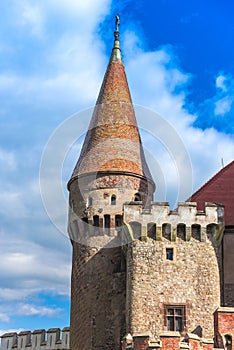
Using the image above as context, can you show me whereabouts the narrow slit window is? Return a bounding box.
[87,197,93,207]
[104,214,110,235]
[111,195,116,205]
[93,215,99,227]
[115,215,122,227]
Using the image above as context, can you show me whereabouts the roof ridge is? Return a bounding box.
[190,160,234,199]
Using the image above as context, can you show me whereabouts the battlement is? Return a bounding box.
[123,201,224,243]
[0,327,70,350]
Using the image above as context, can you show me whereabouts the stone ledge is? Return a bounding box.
[159,331,180,338]
[184,333,200,341]
[132,332,152,338]
[179,342,190,349]
[202,338,214,345]
[216,306,234,313]
[148,339,162,348]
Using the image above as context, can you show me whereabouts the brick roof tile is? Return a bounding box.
[69,31,154,188]
[190,160,234,225]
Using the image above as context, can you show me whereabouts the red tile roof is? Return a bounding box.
[190,161,234,225]
[69,34,154,188]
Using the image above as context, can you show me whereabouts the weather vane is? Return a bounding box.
[115,14,120,32]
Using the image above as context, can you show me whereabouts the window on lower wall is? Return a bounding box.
[166,247,174,261]
[164,305,186,332]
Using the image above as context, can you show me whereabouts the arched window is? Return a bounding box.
[162,223,171,241]
[130,221,141,240]
[177,223,186,241]
[115,215,122,227]
[104,214,110,235]
[192,224,201,241]
[147,223,156,240]
[224,335,232,350]
[111,195,116,205]
[134,193,141,201]
[207,223,219,237]
[93,215,99,227]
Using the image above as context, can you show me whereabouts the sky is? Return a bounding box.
[0,0,234,336]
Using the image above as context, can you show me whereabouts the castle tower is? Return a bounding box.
[67,17,155,350]
[68,16,226,350]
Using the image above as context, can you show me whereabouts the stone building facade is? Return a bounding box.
[190,160,234,307]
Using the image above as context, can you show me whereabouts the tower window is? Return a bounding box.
[164,305,186,332]
[93,215,99,227]
[224,335,232,350]
[191,224,201,241]
[162,223,171,240]
[134,193,141,201]
[177,223,186,241]
[166,248,174,261]
[111,195,116,205]
[115,215,122,227]
[87,197,93,207]
[104,214,110,235]
[147,223,156,240]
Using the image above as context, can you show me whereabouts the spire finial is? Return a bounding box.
[115,14,120,32]
[111,14,121,62]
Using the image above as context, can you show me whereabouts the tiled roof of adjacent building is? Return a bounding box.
[190,160,234,225]
[68,27,154,188]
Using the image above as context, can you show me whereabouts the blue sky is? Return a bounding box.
[0,0,234,335]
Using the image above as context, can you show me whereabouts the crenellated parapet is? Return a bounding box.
[0,327,70,350]
[123,201,224,243]
[121,332,221,349]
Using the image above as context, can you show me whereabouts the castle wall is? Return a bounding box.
[70,241,126,350]
[124,202,224,340]
[0,328,70,350]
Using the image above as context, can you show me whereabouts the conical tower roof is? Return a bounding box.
[68,18,154,189]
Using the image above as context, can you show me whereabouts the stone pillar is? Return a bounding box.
[133,333,151,350]
[160,331,180,350]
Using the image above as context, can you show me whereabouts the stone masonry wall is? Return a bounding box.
[68,172,154,350]
[0,328,70,350]
[124,202,224,340]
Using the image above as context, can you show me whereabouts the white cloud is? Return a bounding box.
[0,313,10,323]
[123,33,234,198]
[214,96,233,116]
[0,149,16,170]
[20,1,44,37]
[15,304,62,317]
[216,74,227,92]
[0,191,28,219]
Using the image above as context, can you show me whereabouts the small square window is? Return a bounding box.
[166,248,174,261]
